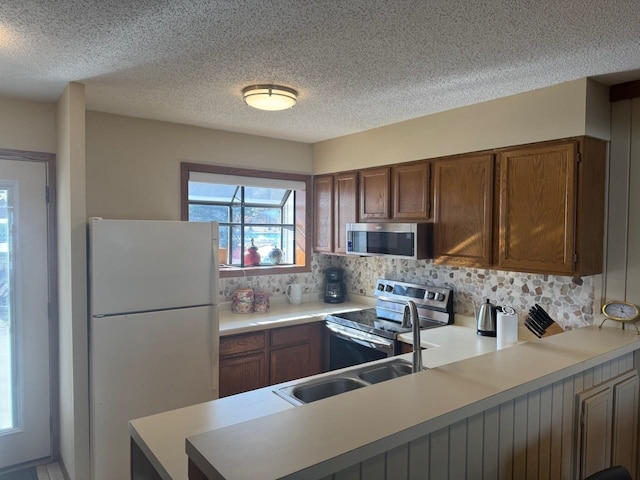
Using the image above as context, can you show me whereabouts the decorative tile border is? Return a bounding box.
[219,254,596,330]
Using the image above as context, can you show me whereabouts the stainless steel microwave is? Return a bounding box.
[346,223,433,260]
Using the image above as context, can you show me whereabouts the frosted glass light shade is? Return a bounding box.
[242,85,297,111]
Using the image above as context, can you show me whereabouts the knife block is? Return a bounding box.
[541,322,565,337]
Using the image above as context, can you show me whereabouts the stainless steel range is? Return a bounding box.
[326,279,454,370]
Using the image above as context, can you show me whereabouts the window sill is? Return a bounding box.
[219,264,310,279]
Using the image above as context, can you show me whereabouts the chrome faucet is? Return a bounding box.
[404,300,423,373]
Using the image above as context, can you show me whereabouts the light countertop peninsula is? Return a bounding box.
[185,326,640,480]
[130,312,493,480]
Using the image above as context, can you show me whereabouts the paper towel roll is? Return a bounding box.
[497,311,518,349]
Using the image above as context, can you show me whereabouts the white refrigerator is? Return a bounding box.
[88,218,219,480]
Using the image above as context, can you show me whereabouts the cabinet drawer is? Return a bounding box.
[220,332,266,357]
[270,324,313,348]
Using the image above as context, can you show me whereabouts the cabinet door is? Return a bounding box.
[269,323,324,384]
[433,154,493,267]
[612,374,639,475]
[577,387,614,479]
[219,352,268,398]
[334,172,358,254]
[313,175,334,253]
[270,344,314,385]
[497,142,577,274]
[392,162,432,220]
[359,167,391,220]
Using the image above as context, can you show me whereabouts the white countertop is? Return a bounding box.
[185,326,640,480]
[398,324,499,367]
[218,295,375,336]
[130,318,499,480]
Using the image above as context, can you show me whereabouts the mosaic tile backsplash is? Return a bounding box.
[219,254,597,330]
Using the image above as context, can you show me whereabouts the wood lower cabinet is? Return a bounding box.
[219,353,268,398]
[433,153,494,267]
[219,332,267,397]
[392,161,432,221]
[219,323,325,397]
[359,167,391,220]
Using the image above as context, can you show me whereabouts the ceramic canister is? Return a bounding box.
[231,288,254,314]
[254,292,270,313]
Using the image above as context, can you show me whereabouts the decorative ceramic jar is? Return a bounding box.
[244,238,261,266]
[261,246,283,265]
[231,288,254,314]
[254,292,270,313]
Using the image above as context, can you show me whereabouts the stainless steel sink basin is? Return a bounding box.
[274,359,426,406]
[276,376,368,406]
[292,377,368,403]
[356,361,413,384]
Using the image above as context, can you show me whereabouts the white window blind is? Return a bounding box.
[189,172,306,191]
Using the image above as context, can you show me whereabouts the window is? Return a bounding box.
[181,163,311,277]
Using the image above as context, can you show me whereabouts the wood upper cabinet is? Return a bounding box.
[495,140,607,275]
[313,172,357,254]
[497,142,576,274]
[314,136,605,276]
[313,175,334,253]
[333,172,358,254]
[392,161,432,221]
[433,154,494,267]
[359,167,391,220]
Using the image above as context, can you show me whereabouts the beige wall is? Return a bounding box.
[56,83,89,480]
[0,96,56,153]
[585,78,612,140]
[85,112,313,220]
[312,78,608,174]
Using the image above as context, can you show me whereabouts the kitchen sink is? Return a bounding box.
[290,377,368,404]
[356,361,413,384]
[274,359,426,406]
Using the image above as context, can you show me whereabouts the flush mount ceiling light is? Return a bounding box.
[242,85,298,111]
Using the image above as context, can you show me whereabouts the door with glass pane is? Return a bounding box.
[0,158,51,469]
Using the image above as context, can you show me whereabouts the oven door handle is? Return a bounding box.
[326,322,394,349]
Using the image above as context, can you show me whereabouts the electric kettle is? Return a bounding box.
[476,299,498,337]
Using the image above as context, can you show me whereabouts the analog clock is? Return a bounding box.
[599,301,640,333]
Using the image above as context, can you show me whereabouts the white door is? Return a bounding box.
[0,159,51,468]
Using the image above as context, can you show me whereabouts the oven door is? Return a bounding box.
[326,322,395,371]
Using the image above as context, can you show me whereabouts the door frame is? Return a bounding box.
[0,148,57,472]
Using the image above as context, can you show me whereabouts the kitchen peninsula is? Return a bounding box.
[131,315,640,480]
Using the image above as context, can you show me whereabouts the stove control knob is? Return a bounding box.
[426,291,435,300]
[435,292,445,301]
[377,283,385,291]
[385,285,393,292]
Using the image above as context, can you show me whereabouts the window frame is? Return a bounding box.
[181,162,311,278]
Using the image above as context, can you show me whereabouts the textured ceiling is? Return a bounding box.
[1,1,639,143]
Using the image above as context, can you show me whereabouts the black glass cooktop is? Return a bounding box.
[326,308,444,340]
